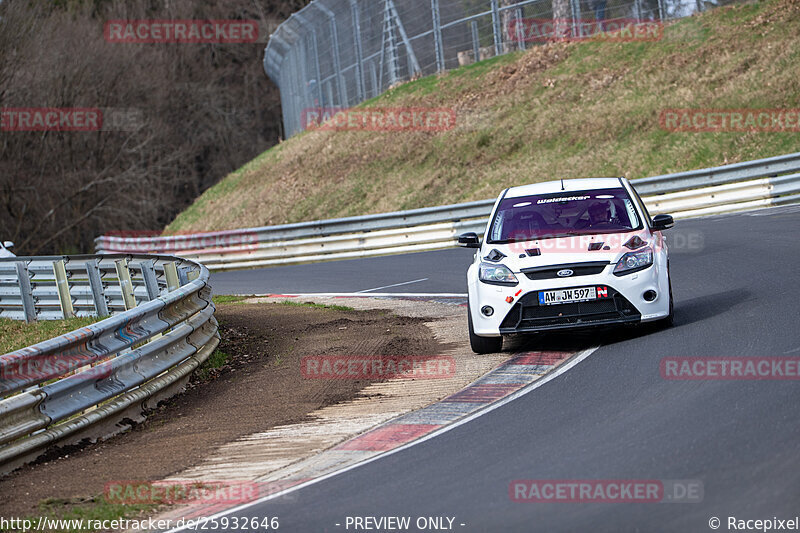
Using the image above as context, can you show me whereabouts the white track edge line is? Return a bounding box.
[356,278,429,293]
[164,345,599,532]
[234,292,468,298]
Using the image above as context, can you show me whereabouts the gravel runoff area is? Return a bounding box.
[0,297,509,528]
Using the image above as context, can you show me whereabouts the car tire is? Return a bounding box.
[657,273,675,329]
[468,300,503,354]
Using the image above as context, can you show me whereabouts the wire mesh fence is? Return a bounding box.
[264,0,713,138]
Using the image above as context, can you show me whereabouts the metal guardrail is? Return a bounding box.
[0,254,219,473]
[95,152,800,271]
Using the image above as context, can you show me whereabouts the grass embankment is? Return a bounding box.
[0,318,98,355]
[167,0,800,234]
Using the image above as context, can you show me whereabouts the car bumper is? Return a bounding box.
[468,260,670,336]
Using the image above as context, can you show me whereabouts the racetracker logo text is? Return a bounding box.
[104,480,260,505]
[301,356,456,380]
[301,107,457,132]
[104,20,259,43]
[508,18,663,43]
[1,108,102,131]
[510,479,703,503]
[660,109,800,132]
[660,357,800,380]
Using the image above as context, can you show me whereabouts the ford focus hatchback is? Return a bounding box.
[460,178,674,354]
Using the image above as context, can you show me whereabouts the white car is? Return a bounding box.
[0,241,15,258]
[460,178,674,354]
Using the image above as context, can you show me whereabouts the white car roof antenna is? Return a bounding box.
[560,179,566,191]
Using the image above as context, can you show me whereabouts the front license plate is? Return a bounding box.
[538,287,598,305]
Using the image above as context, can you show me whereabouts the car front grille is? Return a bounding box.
[500,287,640,331]
[522,261,610,281]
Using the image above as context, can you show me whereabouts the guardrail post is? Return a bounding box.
[491,0,502,57]
[114,259,137,311]
[14,262,36,323]
[431,0,445,72]
[85,259,109,317]
[164,262,180,292]
[138,260,160,301]
[52,260,75,319]
[177,267,190,287]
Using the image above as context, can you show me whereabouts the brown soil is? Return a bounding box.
[0,302,442,518]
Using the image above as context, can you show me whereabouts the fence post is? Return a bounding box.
[296,13,323,108]
[349,0,366,101]
[431,0,445,72]
[515,7,527,50]
[314,3,347,107]
[387,0,421,77]
[370,61,379,97]
[52,260,75,319]
[491,0,502,57]
[85,259,109,317]
[471,20,481,63]
[114,259,137,311]
[381,0,399,87]
[15,262,36,323]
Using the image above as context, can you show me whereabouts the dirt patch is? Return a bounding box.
[0,302,442,519]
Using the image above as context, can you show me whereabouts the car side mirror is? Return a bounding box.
[3,241,13,249]
[652,214,674,231]
[457,232,481,248]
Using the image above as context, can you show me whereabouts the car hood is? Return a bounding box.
[481,231,652,273]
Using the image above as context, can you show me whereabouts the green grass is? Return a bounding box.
[165,0,800,235]
[279,300,354,312]
[212,295,248,305]
[195,349,230,381]
[0,497,159,533]
[0,317,99,355]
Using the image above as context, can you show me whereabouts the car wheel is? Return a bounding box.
[657,273,675,328]
[468,299,503,354]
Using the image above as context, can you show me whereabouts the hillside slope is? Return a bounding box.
[167,0,800,234]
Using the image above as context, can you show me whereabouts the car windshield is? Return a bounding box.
[487,188,642,243]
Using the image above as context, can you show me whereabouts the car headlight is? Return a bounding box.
[614,247,654,276]
[479,263,519,286]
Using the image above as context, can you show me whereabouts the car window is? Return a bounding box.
[487,188,642,243]
[628,185,654,227]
